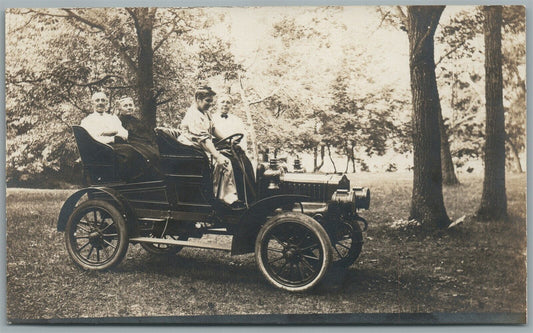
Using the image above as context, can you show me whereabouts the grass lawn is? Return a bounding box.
[5,172,527,322]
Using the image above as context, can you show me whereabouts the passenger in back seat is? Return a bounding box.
[81,92,128,144]
[116,96,162,180]
[80,92,160,182]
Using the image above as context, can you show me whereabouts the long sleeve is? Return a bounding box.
[80,114,112,144]
[80,113,128,144]
[110,114,129,140]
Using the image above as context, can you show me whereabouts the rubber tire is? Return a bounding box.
[255,212,333,292]
[330,219,363,268]
[140,234,188,255]
[65,200,129,270]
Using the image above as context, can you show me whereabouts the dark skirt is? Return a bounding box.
[112,144,161,182]
[114,114,162,182]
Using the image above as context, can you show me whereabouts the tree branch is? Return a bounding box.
[394,6,408,30]
[435,40,467,66]
[104,84,135,90]
[127,8,143,45]
[9,77,46,84]
[248,92,278,106]
[449,114,477,131]
[9,11,39,33]
[62,74,122,87]
[10,73,123,88]
[155,98,171,106]
[26,8,70,18]
[63,88,86,113]
[63,8,137,72]
[153,21,179,53]
[375,8,391,30]
[22,89,74,128]
[62,9,106,31]
[238,74,280,106]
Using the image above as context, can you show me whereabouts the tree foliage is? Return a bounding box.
[6,8,240,185]
[435,6,525,172]
[238,7,408,171]
[6,6,525,189]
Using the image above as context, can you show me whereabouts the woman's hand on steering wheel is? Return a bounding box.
[215,154,231,171]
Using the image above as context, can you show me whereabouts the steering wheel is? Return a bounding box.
[214,133,244,149]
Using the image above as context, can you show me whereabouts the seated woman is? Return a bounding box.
[177,86,244,209]
[115,96,162,181]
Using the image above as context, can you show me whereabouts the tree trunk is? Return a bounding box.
[344,147,350,174]
[313,146,318,172]
[439,108,459,185]
[315,145,325,172]
[327,145,337,173]
[506,138,523,173]
[134,8,157,129]
[238,75,259,164]
[407,6,450,229]
[477,6,507,220]
[261,148,269,162]
[350,144,356,173]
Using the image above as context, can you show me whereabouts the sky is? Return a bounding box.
[203,5,494,111]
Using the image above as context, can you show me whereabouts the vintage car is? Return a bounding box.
[57,125,370,292]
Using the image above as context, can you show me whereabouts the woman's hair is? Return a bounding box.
[117,96,133,106]
[195,85,216,100]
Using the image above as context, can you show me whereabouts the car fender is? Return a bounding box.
[231,194,309,255]
[56,187,139,237]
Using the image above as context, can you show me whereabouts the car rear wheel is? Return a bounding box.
[255,212,332,292]
[140,234,188,255]
[65,200,129,270]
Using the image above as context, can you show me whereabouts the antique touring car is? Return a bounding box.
[57,126,370,292]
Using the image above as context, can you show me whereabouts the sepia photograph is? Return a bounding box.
[4,3,527,325]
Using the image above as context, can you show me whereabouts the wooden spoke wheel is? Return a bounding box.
[329,219,363,268]
[255,213,332,292]
[140,234,188,255]
[65,200,129,270]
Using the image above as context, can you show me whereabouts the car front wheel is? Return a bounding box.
[255,212,332,292]
[329,218,363,268]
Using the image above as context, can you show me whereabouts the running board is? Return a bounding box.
[129,237,231,251]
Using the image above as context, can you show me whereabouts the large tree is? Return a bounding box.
[406,6,450,228]
[435,6,525,176]
[377,5,460,185]
[477,6,507,220]
[27,8,203,128]
[438,108,459,184]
